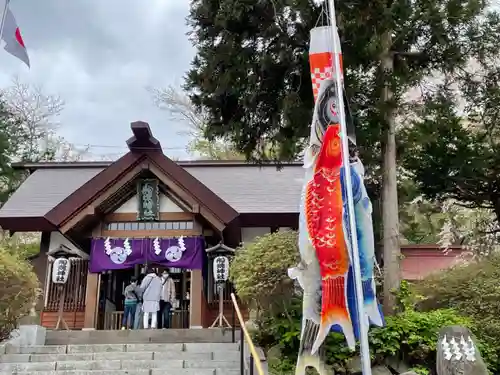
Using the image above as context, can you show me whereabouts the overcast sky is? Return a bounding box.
[0,0,194,159]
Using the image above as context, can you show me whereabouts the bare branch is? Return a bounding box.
[147,85,206,137]
[1,75,64,132]
[0,75,89,162]
[148,84,244,160]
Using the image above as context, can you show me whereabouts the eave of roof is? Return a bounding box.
[12,159,303,172]
[0,217,57,232]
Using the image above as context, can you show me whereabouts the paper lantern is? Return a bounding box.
[52,258,71,284]
[213,256,229,282]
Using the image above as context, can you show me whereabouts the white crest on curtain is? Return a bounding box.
[153,236,187,262]
[104,237,132,265]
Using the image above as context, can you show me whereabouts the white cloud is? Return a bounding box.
[0,0,194,159]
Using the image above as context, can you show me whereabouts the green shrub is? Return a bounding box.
[254,282,491,375]
[369,308,472,372]
[0,246,40,341]
[230,230,299,312]
[416,254,500,372]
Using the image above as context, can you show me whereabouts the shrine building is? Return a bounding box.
[0,121,460,331]
[0,122,302,330]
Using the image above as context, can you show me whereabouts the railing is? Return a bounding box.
[104,311,123,330]
[102,309,190,330]
[230,293,264,375]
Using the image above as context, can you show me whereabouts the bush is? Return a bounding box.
[0,246,40,341]
[230,230,299,311]
[416,254,500,372]
[254,282,492,375]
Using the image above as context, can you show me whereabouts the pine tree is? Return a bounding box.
[402,62,500,224]
[185,0,500,312]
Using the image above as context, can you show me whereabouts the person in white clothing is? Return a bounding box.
[158,270,176,329]
[139,268,162,329]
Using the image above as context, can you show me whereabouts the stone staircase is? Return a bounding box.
[0,329,241,375]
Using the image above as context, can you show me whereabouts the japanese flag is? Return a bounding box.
[1,4,30,67]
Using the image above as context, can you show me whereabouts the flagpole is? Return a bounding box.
[0,0,10,41]
[326,0,372,374]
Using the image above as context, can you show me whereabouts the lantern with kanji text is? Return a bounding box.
[213,256,229,283]
[52,257,71,284]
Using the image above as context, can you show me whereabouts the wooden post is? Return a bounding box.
[83,273,99,329]
[210,283,231,328]
[55,285,69,330]
[189,269,203,328]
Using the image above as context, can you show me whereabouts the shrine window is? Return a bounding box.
[105,221,194,231]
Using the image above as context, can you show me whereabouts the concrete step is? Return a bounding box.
[0,330,244,375]
[0,370,240,375]
[2,342,239,355]
[45,329,240,345]
[0,350,240,363]
[0,359,239,372]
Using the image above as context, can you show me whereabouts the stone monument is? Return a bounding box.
[436,325,488,375]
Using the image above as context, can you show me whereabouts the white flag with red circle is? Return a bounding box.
[1,4,30,67]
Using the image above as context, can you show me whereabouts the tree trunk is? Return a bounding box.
[380,30,401,315]
[492,195,500,225]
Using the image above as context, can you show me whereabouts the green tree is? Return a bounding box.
[0,245,40,341]
[230,230,299,312]
[402,64,500,229]
[185,0,500,312]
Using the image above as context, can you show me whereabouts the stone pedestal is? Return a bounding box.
[8,325,46,346]
[244,308,258,330]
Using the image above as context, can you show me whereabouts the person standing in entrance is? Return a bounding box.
[133,273,145,329]
[140,268,162,329]
[122,276,140,330]
[158,270,176,329]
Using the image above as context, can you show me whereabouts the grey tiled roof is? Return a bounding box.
[188,165,304,213]
[0,168,102,217]
[0,164,305,217]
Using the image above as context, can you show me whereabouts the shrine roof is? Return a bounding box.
[0,122,304,231]
[0,161,303,218]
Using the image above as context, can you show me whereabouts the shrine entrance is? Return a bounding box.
[87,235,205,330]
[96,266,191,330]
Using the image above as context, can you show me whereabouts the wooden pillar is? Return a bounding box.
[189,269,203,328]
[83,273,99,329]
